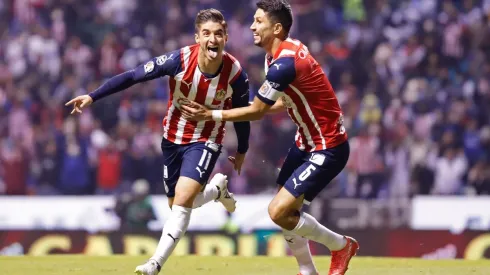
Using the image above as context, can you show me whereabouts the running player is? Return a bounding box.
[181,1,358,274]
[65,9,250,275]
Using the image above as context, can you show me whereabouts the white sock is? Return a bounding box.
[283,229,318,275]
[291,212,347,251]
[151,205,191,266]
[192,184,219,208]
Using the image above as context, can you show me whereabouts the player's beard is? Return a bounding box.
[254,36,270,49]
[253,32,272,49]
[253,34,263,47]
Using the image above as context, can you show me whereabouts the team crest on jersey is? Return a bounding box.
[214,89,226,101]
[144,61,154,74]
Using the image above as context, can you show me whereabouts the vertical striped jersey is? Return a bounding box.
[132,44,249,145]
[256,38,347,152]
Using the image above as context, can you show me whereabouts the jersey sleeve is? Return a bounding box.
[89,49,182,102]
[133,49,182,81]
[230,69,251,154]
[255,57,296,105]
[230,70,250,108]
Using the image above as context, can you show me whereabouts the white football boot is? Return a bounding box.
[134,259,161,275]
[209,173,236,212]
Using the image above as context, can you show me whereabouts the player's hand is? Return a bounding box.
[65,95,93,115]
[228,152,246,175]
[181,101,212,121]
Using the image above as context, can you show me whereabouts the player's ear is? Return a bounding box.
[195,33,199,44]
[273,23,282,36]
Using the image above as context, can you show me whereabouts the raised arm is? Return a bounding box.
[66,50,182,114]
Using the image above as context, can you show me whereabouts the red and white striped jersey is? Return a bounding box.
[138,44,248,145]
[256,38,347,152]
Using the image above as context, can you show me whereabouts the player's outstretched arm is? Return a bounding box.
[181,56,294,122]
[181,96,272,122]
[65,50,181,115]
[249,97,286,114]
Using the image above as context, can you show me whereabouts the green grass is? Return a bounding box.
[0,256,489,275]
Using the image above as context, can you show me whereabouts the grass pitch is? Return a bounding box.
[0,255,489,275]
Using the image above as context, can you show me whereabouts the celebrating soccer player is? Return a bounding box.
[181,1,358,274]
[65,9,250,275]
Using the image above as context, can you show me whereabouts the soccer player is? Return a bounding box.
[65,9,250,275]
[181,1,358,274]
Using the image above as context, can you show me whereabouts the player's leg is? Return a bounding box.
[136,138,196,275]
[276,145,318,275]
[270,187,346,249]
[147,176,203,270]
[167,179,223,210]
[269,141,358,275]
[281,199,318,275]
[192,173,231,210]
[135,138,187,275]
[167,174,229,210]
[189,142,236,212]
[146,142,224,271]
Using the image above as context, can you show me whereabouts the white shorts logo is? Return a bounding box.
[292,178,302,190]
[309,153,325,166]
[205,141,220,152]
[195,167,205,178]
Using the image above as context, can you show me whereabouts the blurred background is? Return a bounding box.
[0,0,489,259]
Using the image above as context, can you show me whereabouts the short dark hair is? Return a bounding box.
[195,9,228,34]
[256,0,293,37]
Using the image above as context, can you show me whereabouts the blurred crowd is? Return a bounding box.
[0,0,489,199]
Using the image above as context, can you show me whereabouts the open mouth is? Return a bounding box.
[207,46,219,58]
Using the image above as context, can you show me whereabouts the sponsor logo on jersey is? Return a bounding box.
[156,54,174,66]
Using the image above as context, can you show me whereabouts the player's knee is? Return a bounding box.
[268,201,287,225]
[172,195,195,208]
[173,177,203,208]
